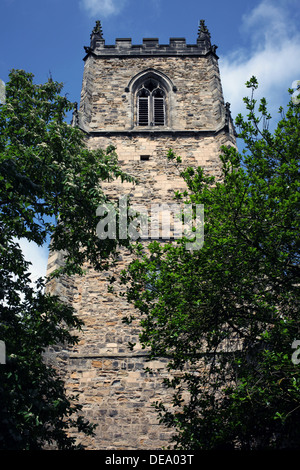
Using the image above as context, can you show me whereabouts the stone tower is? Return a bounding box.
[46,20,236,450]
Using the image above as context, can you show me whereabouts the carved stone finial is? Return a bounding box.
[197,19,212,52]
[86,20,104,53]
[198,19,211,39]
[91,20,103,39]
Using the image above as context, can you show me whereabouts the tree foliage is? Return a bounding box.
[122,78,300,450]
[0,70,134,449]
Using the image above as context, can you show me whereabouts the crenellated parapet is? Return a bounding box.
[83,20,218,59]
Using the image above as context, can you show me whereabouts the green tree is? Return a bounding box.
[122,78,300,450]
[0,69,134,449]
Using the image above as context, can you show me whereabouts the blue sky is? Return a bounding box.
[1,0,300,281]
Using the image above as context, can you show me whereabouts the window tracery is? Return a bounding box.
[137,78,166,126]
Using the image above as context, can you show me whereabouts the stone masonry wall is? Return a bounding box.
[79,54,225,133]
[88,133,228,204]
[45,130,233,450]
[46,27,236,450]
[46,255,176,450]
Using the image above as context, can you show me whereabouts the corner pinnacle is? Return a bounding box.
[198,19,211,39]
[91,20,103,39]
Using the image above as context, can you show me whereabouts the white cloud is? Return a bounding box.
[80,0,126,17]
[220,0,300,120]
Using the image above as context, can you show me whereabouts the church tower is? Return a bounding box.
[46,20,236,450]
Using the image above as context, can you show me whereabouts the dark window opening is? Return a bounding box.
[140,155,150,161]
[138,97,149,126]
[137,79,165,126]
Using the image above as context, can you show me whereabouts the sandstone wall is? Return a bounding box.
[80,54,225,132]
[46,28,236,450]
[46,257,175,450]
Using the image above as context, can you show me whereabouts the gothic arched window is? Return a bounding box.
[137,78,166,126]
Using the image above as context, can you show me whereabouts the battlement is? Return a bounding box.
[83,20,218,59]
